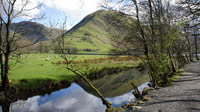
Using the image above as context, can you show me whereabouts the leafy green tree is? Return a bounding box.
[102,0,186,87]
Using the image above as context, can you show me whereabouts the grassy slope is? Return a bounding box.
[59,10,116,53]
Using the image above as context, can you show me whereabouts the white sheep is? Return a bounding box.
[45,57,50,61]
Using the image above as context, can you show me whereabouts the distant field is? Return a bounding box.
[7,54,140,89]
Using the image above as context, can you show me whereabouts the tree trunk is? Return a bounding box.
[185,53,190,63]
[2,73,9,91]
[1,54,10,91]
[169,53,176,73]
[189,53,193,62]
[0,47,3,88]
[186,35,193,62]
[2,100,11,112]
[0,55,3,84]
[1,15,11,91]
[194,35,199,60]
[0,16,4,91]
[67,68,112,112]
[132,0,158,87]
[130,82,143,99]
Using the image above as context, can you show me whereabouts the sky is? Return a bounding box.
[13,0,177,30]
[13,0,103,30]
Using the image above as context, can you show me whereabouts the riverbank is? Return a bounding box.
[1,67,149,112]
[0,56,142,111]
[9,66,137,97]
[6,54,141,91]
[133,61,200,112]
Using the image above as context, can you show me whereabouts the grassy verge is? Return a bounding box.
[158,69,184,87]
[6,54,141,90]
[167,69,183,83]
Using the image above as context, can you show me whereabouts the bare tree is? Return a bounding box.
[193,27,199,60]
[178,0,200,28]
[0,0,47,91]
[178,0,200,60]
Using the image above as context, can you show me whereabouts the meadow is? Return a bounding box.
[8,54,140,89]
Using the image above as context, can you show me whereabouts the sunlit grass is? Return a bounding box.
[7,54,140,89]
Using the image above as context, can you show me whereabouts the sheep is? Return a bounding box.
[45,57,50,61]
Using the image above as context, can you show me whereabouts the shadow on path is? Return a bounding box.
[137,61,200,112]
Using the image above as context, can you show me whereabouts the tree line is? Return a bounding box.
[102,0,199,87]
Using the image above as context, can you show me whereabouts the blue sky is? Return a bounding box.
[13,0,102,30]
[13,0,177,30]
[39,6,80,28]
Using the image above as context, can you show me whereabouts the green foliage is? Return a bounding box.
[159,70,183,87]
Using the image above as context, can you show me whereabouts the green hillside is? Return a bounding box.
[10,21,64,41]
[63,10,114,53]
[50,10,136,54]
[59,10,129,53]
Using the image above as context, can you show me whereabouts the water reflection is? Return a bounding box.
[106,82,150,107]
[7,69,149,112]
[10,84,106,112]
[9,82,150,112]
[91,69,149,97]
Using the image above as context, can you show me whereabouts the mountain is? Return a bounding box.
[61,10,135,53]
[8,10,135,53]
[10,21,64,41]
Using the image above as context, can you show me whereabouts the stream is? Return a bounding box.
[5,69,150,112]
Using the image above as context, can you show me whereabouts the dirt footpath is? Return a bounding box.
[136,61,200,112]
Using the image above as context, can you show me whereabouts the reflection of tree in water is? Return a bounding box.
[0,99,11,112]
[78,69,149,97]
[0,92,38,112]
[0,70,148,112]
[0,80,73,112]
[0,98,25,112]
[0,88,18,112]
[0,85,67,112]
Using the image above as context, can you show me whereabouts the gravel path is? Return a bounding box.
[136,61,200,112]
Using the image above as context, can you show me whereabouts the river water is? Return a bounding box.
[7,69,149,112]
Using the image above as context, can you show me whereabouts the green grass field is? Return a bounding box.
[7,54,140,89]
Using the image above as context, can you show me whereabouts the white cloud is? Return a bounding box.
[13,0,44,19]
[0,0,40,20]
[10,96,41,112]
[10,84,106,112]
[66,24,73,30]
[9,0,179,21]
[12,0,99,20]
[43,0,101,19]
